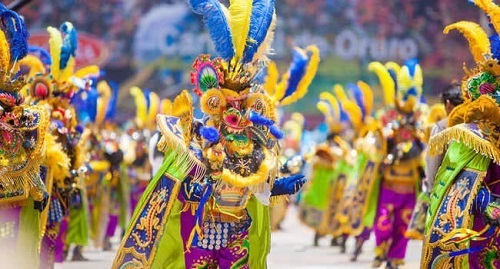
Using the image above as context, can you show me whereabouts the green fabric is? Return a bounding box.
[302,162,340,210]
[364,173,381,227]
[66,192,89,246]
[425,141,490,231]
[247,195,271,268]
[151,200,185,269]
[18,198,40,268]
[118,164,130,229]
[122,149,190,268]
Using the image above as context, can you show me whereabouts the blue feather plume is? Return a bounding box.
[29,46,52,65]
[1,9,29,62]
[189,0,234,60]
[242,0,275,63]
[404,58,418,77]
[249,111,274,126]
[347,83,366,119]
[269,125,283,139]
[200,126,219,143]
[105,81,119,121]
[59,22,77,69]
[143,89,152,111]
[281,49,308,101]
[490,34,500,60]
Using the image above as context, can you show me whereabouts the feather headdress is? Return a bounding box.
[333,84,363,131]
[444,0,500,102]
[368,59,423,114]
[189,0,276,91]
[261,46,320,106]
[317,91,344,134]
[0,3,30,102]
[130,87,160,130]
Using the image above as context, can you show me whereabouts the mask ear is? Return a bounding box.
[200,88,226,116]
[246,92,276,122]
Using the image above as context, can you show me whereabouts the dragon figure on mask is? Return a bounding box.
[113,0,308,268]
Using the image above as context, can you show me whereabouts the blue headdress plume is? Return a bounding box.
[281,49,308,100]
[59,22,77,69]
[144,89,152,110]
[105,81,119,121]
[346,83,366,119]
[72,82,98,124]
[189,0,235,61]
[0,4,29,62]
[242,0,275,63]
[29,46,52,65]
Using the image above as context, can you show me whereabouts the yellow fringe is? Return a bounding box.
[428,124,500,164]
[220,148,274,188]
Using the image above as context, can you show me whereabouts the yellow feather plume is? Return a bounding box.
[253,13,276,62]
[474,0,500,35]
[19,55,45,77]
[264,61,279,97]
[44,133,70,184]
[0,31,10,72]
[47,26,62,81]
[229,0,253,62]
[333,84,362,130]
[427,104,446,124]
[384,62,401,73]
[357,80,373,117]
[96,81,111,125]
[281,45,320,106]
[147,91,160,129]
[130,86,148,127]
[59,56,75,83]
[319,91,340,122]
[368,62,395,106]
[443,21,490,64]
[317,101,333,124]
[160,99,172,115]
[274,72,288,103]
[74,65,100,79]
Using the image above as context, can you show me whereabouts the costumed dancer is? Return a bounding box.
[422,1,500,267]
[405,100,448,240]
[80,80,125,251]
[299,90,352,249]
[332,82,386,261]
[258,47,320,231]
[22,22,97,267]
[369,59,425,269]
[0,5,50,267]
[113,0,307,267]
[122,87,155,215]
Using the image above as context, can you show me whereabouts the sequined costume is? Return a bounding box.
[422,1,500,268]
[330,82,386,261]
[112,1,308,268]
[0,5,50,267]
[369,60,425,269]
[20,22,98,267]
[298,89,352,248]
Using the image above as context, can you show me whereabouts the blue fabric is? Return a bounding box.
[271,173,306,196]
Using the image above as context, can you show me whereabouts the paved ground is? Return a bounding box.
[60,207,422,269]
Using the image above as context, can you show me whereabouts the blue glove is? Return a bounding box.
[271,174,306,196]
[181,179,204,202]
